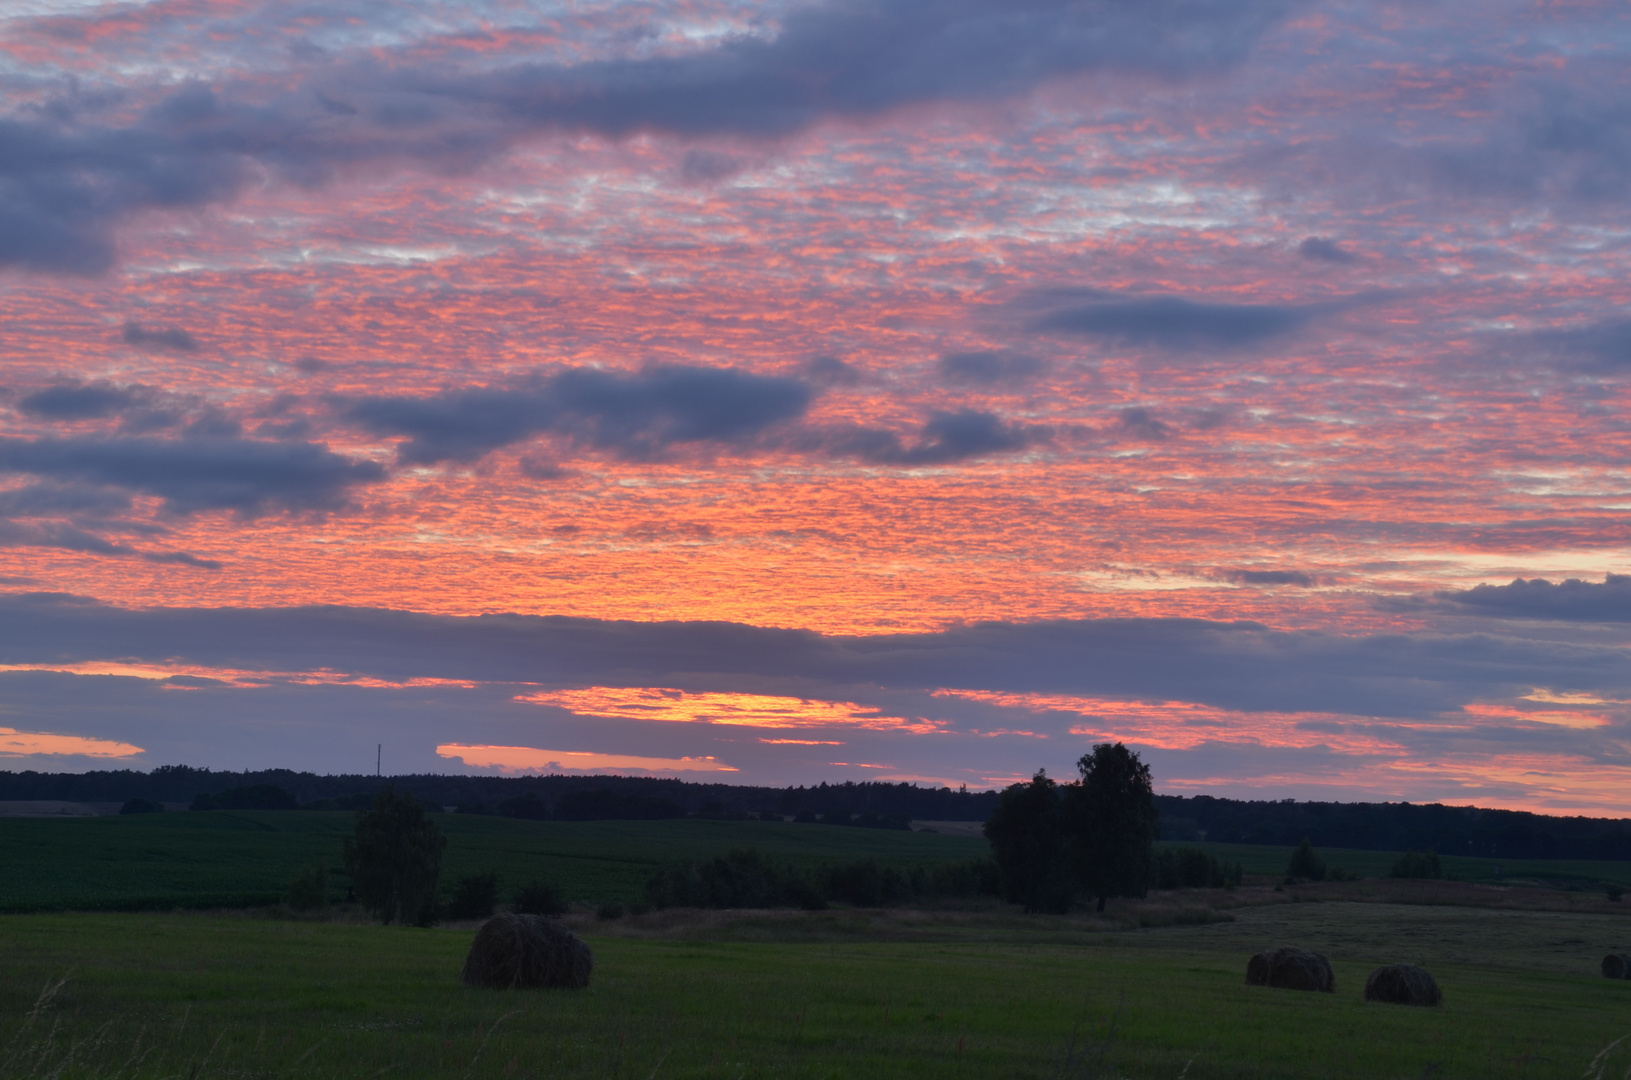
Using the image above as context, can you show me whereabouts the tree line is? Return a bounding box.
[15,764,1631,860]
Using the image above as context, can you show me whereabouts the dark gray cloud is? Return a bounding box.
[0,483,132,518]
[349,365,813,465]
[121,319,199,352]
[0,436,385,515]
[17,382,146,421]
[810,409,1043,465]
[1033,295,1315,347]
[1224,569,1315,587]
[1297,237,1355,263]
[939,350,1044,385]
[1114,407,1170,440]
[1530,317,1631,372]
[0,517,217,568]
[799,355,864,386]
[406,0,1294,138]
[14,380,197,433]
[0,0,1296,274]
[1435,574,1631,622]
[0,595,1626,722]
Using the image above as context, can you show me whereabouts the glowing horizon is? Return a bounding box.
[0,0,1628,814]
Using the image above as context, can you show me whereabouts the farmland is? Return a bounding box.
[4,900,1630,1079]
[0,812,988,912]
[4,814,1631,1077]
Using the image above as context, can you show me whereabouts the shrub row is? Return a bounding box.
[643,848,1000,910]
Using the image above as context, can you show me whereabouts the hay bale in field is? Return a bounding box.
[1364,963,1441,1006]
[461,913,593,990]
[1603,953,1631,980]
[1244,946,1334,992]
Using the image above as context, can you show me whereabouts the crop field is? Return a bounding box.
[0,813,988,912]
[3,900,1630,1080]
[1167,841,1631,890]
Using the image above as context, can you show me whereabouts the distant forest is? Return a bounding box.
[3,767,1628,861]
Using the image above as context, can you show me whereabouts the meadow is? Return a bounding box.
[5,809,1626,915]
[0,812,989,912]
[1176,842,1631,891]
[4,900,1631,1080]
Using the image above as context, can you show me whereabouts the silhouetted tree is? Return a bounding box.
[1065,743,1158,911]
[343,786,445,926]
[1287,838,1327,881]
[984,771,1072,913]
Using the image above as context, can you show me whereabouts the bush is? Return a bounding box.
[644,849,998,911]
[445,871,499,920]
[343,786,446,926]
[758,810,783,822]
[1287,839,1326,881]
[287,864,328,911]
[119,798,163,815]
[792,810,817,823]
[1389,850,1442,879]
[596,900,626,920]
[514,880,569,916]
[819,809,852,827]
[1153,847,1242,889]
[646,848,824,910]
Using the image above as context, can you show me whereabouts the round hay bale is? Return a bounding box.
[1364,964,1441,1006]
[461,913,593,990]
[1602,953,1631,980]
[1244,946,1334,992]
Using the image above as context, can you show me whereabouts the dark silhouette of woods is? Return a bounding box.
[343,786,446,926]
[983,743,1158,913]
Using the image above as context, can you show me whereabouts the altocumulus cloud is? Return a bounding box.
[1032,295,1317,348]
[0,0,1297,274]
[1435,575,1631,623]
[1,596,1626,722]
[0,436,385,515]
[348,365,813,465]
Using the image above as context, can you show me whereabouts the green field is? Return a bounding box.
[4,901,1630,1079]
[1162,841,1631,889]
[6,812,1630,915]
[0,812,988,912]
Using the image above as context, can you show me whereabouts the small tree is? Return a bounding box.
[1287,838,1327,881]
[1388,850,1441,879]
[343,786,446,926]
[984,771,1072,913]
[1065,743,1158,912]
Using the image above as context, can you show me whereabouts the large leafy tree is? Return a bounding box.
[344,786,446,926]
[983,771,1073,913]
[1065,742,1158,911]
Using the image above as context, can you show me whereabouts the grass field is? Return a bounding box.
[5,812,1629,914]
[0,812,988,912]
[4,901,1630,1079]
[1165,841,1631,890]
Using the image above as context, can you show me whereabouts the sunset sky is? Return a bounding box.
[3,0,1631,814]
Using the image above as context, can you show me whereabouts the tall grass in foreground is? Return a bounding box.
[4,911,1630,1079]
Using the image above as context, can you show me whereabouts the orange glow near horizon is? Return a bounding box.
[435,744,738,774]
[0,728,144,758]
[517,688,944,733]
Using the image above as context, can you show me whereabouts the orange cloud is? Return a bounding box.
[435,744,737,774]
[0,728,143,758]
[517,687,942,733]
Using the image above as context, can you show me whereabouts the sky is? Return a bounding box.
[2,0,1631,814]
